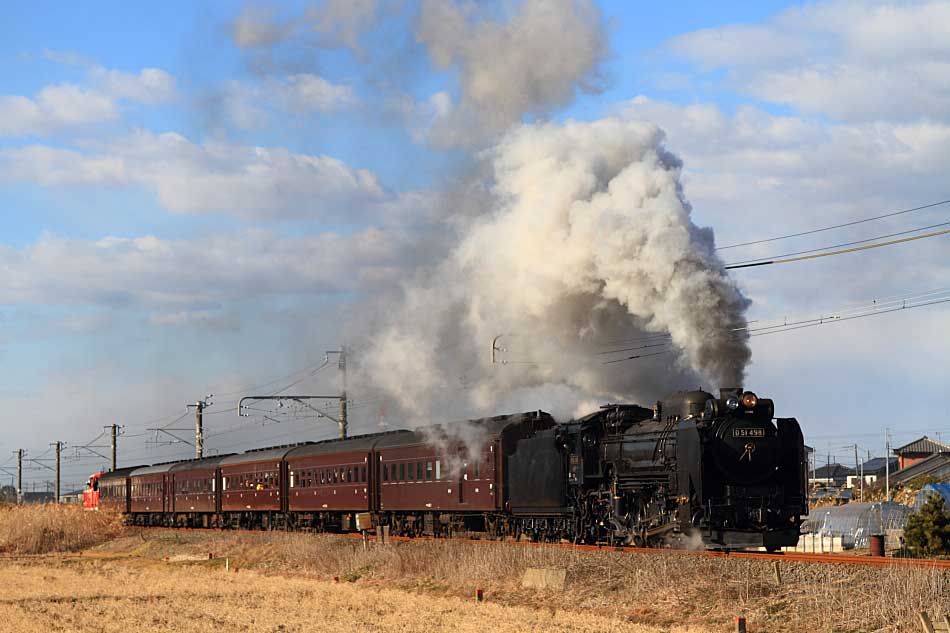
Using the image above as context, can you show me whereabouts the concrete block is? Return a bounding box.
[521,567,566,590]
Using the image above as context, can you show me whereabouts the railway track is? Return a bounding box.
[130,526,950,570]
[394,534,950,570]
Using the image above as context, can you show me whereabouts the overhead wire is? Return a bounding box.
[724,222,950,269]
[716,199,950,250]
[596,288,950,357]
[210,358,333,398]
[601,291,950,364]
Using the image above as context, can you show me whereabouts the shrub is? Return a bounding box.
[904,494,950,556]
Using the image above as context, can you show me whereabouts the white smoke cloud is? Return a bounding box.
[415,0,607,147]
[360,117,750,421]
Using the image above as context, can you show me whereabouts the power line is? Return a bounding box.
[749,296,950,338]
[726,227,950,270]
[601,294,950,364]
[210,359,332,398]
[726,222,950,269]
[596,288,950,357]
[716,199,950,250]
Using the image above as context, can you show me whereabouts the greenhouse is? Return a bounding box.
[811,502,911,549]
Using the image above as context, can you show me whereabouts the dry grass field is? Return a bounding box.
[0,503,123,554]
[0,559,708,633]
[0,505,948,632]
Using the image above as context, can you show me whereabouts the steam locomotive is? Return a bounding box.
[85,387,806,550]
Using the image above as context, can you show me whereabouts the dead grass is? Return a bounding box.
[93,530,950,632]
[0,558,709,633]
[0,504,124,554]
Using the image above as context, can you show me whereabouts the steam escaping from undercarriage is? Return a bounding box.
[361,117,750,420]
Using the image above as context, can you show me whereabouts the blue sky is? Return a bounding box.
[2,0,949,490]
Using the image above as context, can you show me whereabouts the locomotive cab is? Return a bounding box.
[83,472,102,511]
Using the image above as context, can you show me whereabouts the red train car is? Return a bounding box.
[169,455,233,527]
[285,435,381,530]
[97,466,141,513]
[88,411,558,538]
[373,415,540,536]
[129,463,177,524]
[220,445,303,529]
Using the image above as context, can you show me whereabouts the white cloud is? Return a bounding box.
[92,67,177,104]
[0,60,177,137]
[0,83,117,136]
[211,75,357,129]
[148,310,239,330]
[231,0,378,54]
[0,227,422,309]
[621,96,950,316]
[0,131,390,220]
[232,5,296,48]
[275,74,357,113]
[668,0,950,122]
[306,0,378,53]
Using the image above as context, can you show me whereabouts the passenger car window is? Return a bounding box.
[399,462,405,481]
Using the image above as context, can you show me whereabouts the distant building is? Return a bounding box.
[60,490,85,504]
[21,491,55,504]
[890,452,950,486]
[892,436,950,470]
[846,457,899,488]
[861,456,899,478]
[811,463,854,488]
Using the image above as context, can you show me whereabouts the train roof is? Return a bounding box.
[219,443,313,467]
[129,462,182,476]
[286,431,412,458]
[99,465,146,481]
[169,454,236,472]
[374,411,553,449]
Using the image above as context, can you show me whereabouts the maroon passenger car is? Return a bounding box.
[169,455,233,526]
[219,445,305,528]
[285,436,378,512]
[97,466,141,514]
[129,463,177,522]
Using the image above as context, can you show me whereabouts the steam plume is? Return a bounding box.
[416,0,607,147]
[360,117,750,420]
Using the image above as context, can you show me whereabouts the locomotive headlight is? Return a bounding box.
[741,391,759,408]
[725,396,740,410]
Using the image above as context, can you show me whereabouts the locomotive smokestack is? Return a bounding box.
[719,387,741,399]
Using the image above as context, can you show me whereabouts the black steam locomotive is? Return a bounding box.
[89,387,806,551]
[520,387,808,550]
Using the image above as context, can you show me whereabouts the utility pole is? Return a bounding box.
[325,346,348,439]
[16,449,22,505]
[195,401,204,459]
[187,396,213,459]
[853,444,862,502]
[53,441,61,503]
[885,428,891,502]
[109,424,118,471]
[338,345,348,441]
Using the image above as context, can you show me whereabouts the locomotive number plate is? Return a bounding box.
[733,428,765,438]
